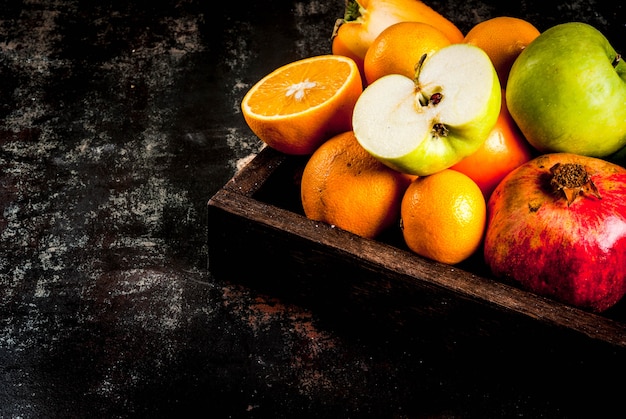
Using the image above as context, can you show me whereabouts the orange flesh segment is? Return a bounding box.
[246,58,352,117]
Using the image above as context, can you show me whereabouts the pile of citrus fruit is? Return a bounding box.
[239,1,543,265]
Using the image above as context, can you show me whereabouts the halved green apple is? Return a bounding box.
[352,43,501,176]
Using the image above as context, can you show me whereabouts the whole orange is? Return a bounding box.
[400,169,486,265]
[464,16,540,85]
[301,131,413,239]
[331,0,465,81]
[451,90,535,200]
[241,55,363,155]
[363,21,451,85]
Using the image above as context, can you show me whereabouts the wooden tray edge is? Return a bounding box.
[208,149,626,349]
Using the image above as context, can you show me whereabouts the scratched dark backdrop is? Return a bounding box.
[1,0,624,417]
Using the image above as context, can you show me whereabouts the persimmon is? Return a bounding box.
[332,0,464,80]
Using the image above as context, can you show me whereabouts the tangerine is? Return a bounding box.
[364,21,452,85]
[464,16,540,85]
[241,55,363,155]
[451,90,535,200]
[301,131,413,239]
[400,169,486,264]
[331,0,465,80]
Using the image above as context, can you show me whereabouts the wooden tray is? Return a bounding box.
[208,146,626,357]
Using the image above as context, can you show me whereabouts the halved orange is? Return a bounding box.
[241,55,363,155]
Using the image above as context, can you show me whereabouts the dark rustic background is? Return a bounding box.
[1,0,625,417]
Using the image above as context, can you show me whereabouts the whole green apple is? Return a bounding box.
[506,22,626,157]
[352,43,501,176]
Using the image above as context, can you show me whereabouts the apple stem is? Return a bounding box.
[549,163,601,206]
[613,53,621,68]
[413,53,429,106]
[414,54,445,108]
[414,53,428,81]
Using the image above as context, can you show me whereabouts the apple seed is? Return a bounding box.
[429,92,443,105]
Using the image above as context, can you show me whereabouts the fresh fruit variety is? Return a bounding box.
[463,16,540,85]
[363,21,451,85]
[301,131,413,239]
[507,22,626,158]
[401,169,486,265]
[241,55,362,155]
[239,5,626,312]
[353,43,501,176]
[484,153,626,312]
[331,0,464,79]
[451,90,535,200]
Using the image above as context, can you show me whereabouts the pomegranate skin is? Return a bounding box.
[484,153,626,312]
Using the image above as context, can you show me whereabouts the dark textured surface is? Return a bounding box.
[1,0,625,417]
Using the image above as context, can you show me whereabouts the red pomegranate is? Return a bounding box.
[484,153,626,312]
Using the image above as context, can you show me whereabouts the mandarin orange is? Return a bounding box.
[464,16,540,85]
[331,0,465,81]
[301,131,413,239]
[241,55,363,155]
[400,169,486,264]
[363,21,451,85]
